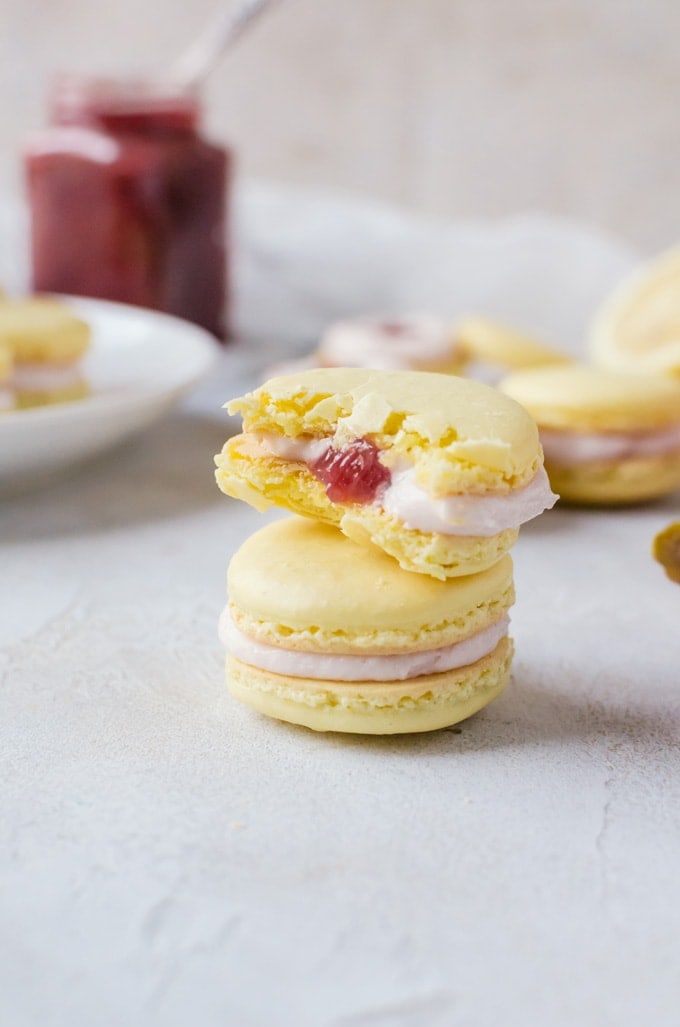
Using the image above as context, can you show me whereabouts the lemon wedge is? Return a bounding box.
[589,247,680,377]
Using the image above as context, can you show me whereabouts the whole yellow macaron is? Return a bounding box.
[455,315,570,382]
[215,368,557,580]
[500,364,680,504]
[317,314,468,374]
[0,297,91,408]
[222,517,515,734]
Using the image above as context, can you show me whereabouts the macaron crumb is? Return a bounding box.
[653,521,680,584]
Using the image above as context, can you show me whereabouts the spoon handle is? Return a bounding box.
[170,0,280,91]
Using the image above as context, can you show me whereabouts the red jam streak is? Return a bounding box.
[310,439,391,503]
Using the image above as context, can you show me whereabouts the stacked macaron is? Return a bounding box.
[215,368,557,734]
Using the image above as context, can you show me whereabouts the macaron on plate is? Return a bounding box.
[215,368,557,580]
[0,296,217,490]
[222,517,515,734]
[500,364,680,504]
[0,297,92,409]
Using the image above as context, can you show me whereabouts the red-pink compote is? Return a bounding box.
[25,75,230,339]
[310,439,390,503]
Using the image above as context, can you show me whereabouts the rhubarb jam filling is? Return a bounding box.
[309,438,390,503]
[254,431,558,532]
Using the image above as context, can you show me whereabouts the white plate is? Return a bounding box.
[0,296,218,489]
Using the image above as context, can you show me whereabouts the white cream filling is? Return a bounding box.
[540,424,680,465]
[13,363,85,391]
[260,432,331,463]
[256,432,558,535]
[220,609,509,682]
[319,315,460,371]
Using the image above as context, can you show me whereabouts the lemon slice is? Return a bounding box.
[589,247,680,377]
[456,316,570,372]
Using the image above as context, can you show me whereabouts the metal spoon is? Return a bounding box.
[169,0,280,91]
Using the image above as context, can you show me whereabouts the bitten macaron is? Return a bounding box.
[0,297,91,408]
[221,517,516,734]
[500,364,680,504]
[215,368,557,580]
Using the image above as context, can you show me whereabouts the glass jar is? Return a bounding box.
[24,75,230,338]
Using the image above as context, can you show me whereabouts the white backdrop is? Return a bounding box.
[1,0,679,251]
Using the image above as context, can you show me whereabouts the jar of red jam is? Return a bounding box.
[25,75,230,338]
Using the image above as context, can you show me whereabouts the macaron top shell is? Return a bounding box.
[0,298,91,364]
[500,365,680,432]
[228,517,514,654]
[456,316,570,370]
[226,368,542,493]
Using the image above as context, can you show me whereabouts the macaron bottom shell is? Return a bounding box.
[226,636,513,735]
[14,379,91,410]
[340,505,519,580]
[546,451,680,505]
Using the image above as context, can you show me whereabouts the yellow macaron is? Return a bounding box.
[500,364,680,504]
[317,314,468,374]
[222,517,515,734]
[0,297,91,409]
[0,344,14,412]
[455,316,570,381]
[215,368,557,580]
[589,247,680,379]
[262,314,467,384]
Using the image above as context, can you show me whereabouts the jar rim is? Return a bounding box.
[51,73,200,117]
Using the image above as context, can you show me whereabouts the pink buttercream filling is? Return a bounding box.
[13,362,85,391]
[220,609,509,682]
[540,424,680,465]
[319,315,460,371]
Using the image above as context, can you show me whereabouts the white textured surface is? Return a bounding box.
[3,186,680,1027]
